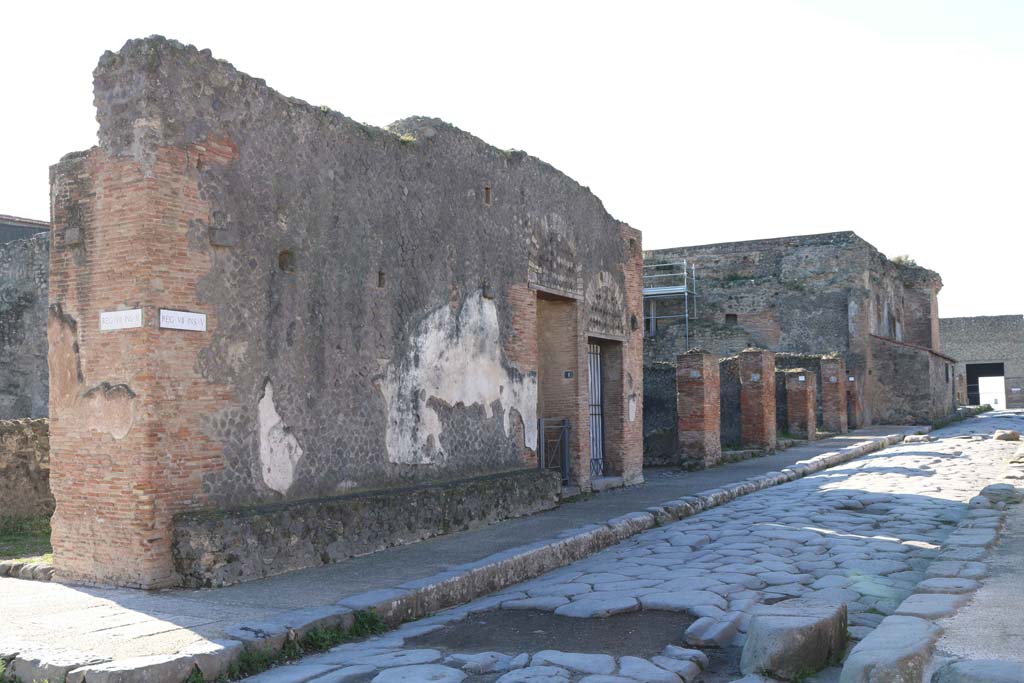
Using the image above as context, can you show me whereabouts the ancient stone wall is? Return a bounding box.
[940,315,1024,409]
[868,335,956,424]
[173,468,560,587]
[0,419,52,521]
[642,363,677,466]
[719,356,741,448]
[49,37,643,587]
[0,234,49,419]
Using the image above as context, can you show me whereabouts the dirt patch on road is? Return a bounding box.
[408,609,696,658]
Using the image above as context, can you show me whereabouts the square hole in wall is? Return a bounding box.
[725,313,738,326]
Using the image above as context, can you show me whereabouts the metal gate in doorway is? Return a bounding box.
[588,343,605,478]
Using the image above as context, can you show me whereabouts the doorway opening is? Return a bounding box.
[966,362,1006,408]
[588,337,624,480]
[536,293,578,485]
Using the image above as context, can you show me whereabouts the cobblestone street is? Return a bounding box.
[245,412,1024,683]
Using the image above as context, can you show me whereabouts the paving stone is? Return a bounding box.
[759,571,814,585]
[530,651,615,674]
[740,598,847,680]
[893,592,968,619]
[617,656,682,683]
[915,578,980,594]
[444,652,513,674]
[371,665,466,683]
[307,666,378,683]
[980,483,1023,503]
[925,561,989,579]
[660,646,709,669]
[502,596,570,610]
[840,615,939,683]
[578,677,636,683]
[496,665,570,682]
[639,590,728,612]
[651,656,701,682]
[554,595,639,618]
[839,559,909,575]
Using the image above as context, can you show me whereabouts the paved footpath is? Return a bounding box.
[229,411,1024,683]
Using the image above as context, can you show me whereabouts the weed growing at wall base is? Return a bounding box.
[220,610,388,682]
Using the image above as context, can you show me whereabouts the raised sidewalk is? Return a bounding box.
[0,425,923,682]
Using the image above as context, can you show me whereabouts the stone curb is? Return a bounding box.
[0,560,54,581]
[3,430,919,683]
[841,436,1024,683]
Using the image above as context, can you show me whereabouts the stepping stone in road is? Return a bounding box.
[740,598,847,681]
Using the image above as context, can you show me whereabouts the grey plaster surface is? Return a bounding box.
[0,426,919,663]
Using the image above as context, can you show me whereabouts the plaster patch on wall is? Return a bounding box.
[628,395,638,422]
[258,382,303,494]
[381,291,538,465]
[83,383,136,440]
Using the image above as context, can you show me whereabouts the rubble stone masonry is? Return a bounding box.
[0,418,52,522]
[0,234,49,419]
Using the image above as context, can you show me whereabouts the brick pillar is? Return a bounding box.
[820,358,848,434]
[740,349,776,450]
[676,350,721,469]
[785,370,817,440]
[48,140,236,588]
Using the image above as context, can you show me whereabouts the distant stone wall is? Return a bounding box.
[173,468,561,587]
[0,234,49,419]
[940,315,1024,409]
[644,231,944,427]
[0,419,52,521]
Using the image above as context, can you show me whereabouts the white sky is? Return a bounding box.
[3,0,1022,318]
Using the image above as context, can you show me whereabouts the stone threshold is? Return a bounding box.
[0,429,921,683]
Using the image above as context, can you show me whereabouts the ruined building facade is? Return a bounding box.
[48,37,643,588]
[643,232,955,462]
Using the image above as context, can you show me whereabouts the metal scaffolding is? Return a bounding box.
[642,260,698,349]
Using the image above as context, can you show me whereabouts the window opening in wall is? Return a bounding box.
[483,185,492,206]
[377,271,386,288]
